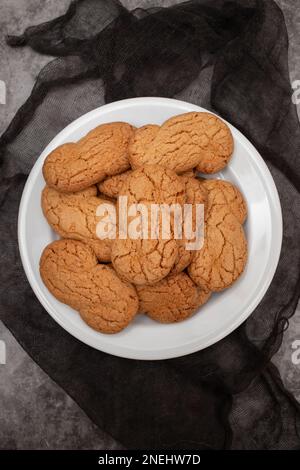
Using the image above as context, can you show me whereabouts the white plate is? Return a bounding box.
[18,97,282,360]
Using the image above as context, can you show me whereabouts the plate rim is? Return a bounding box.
[18,96,283,360]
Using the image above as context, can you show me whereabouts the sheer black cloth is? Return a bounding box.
[1,0,300,449]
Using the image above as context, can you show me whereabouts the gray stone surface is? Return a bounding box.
[0,0,299,449]
[0,321,120,450]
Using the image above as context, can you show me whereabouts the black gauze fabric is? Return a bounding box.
[1,0,300,449]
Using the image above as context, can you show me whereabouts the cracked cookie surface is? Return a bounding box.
[119,164,186,206]
[99,167,195,200]
[43,122,134,193]
[40,240,139,334]
[201,179,247,224]
[183,175,207,206]
[169,176,203,275]
[137,272,211,323]
[128,112,233,173]
[170,239,194,275]
[42,186,115,262]
[129,124,160,170]
[111,165,185,284]
[112,238,178,286]
[97,170,132,199]
[188,204,247,291]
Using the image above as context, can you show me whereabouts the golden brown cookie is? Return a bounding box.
[170,239,194,275]
[112,238,178,286]
[116,165,186,243]
[182,175,207,206]
[188,204,247,291]
[40,239,138,334]
[168,176,201,275]
[41,186,115,262]
[200,179,247,224]
[98,167,195,200]
[128,112,233,174]
[97,170,132,199]
[43,122,134,193]
[111,165,186,284]
[137,272,211,323]
[129,124,160,170]
[119,164,186,206]
[192,113,233,173]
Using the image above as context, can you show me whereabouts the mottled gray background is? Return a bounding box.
[0,0,299,450]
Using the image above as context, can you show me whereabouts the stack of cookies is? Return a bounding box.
[40,112,248,334]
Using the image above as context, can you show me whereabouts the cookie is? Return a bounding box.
[170,239,194,275]
[110,165,186,284]
[200,179,247,224]
[116,165,186,243]
[112,238,178,286]
[137,272,211,323]
[129,124,160,170]
[188,204,247,291]
[169,176,203,274]
[99,167,194,200]
[128,112,233,174]
[182,175,207,206]
[40,240,138,334]
[42,186,115,262]
[43,122,134,193]
[119,164,186,206]
[97,170,132,199]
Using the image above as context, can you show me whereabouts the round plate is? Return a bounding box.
[18,97,282,360]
